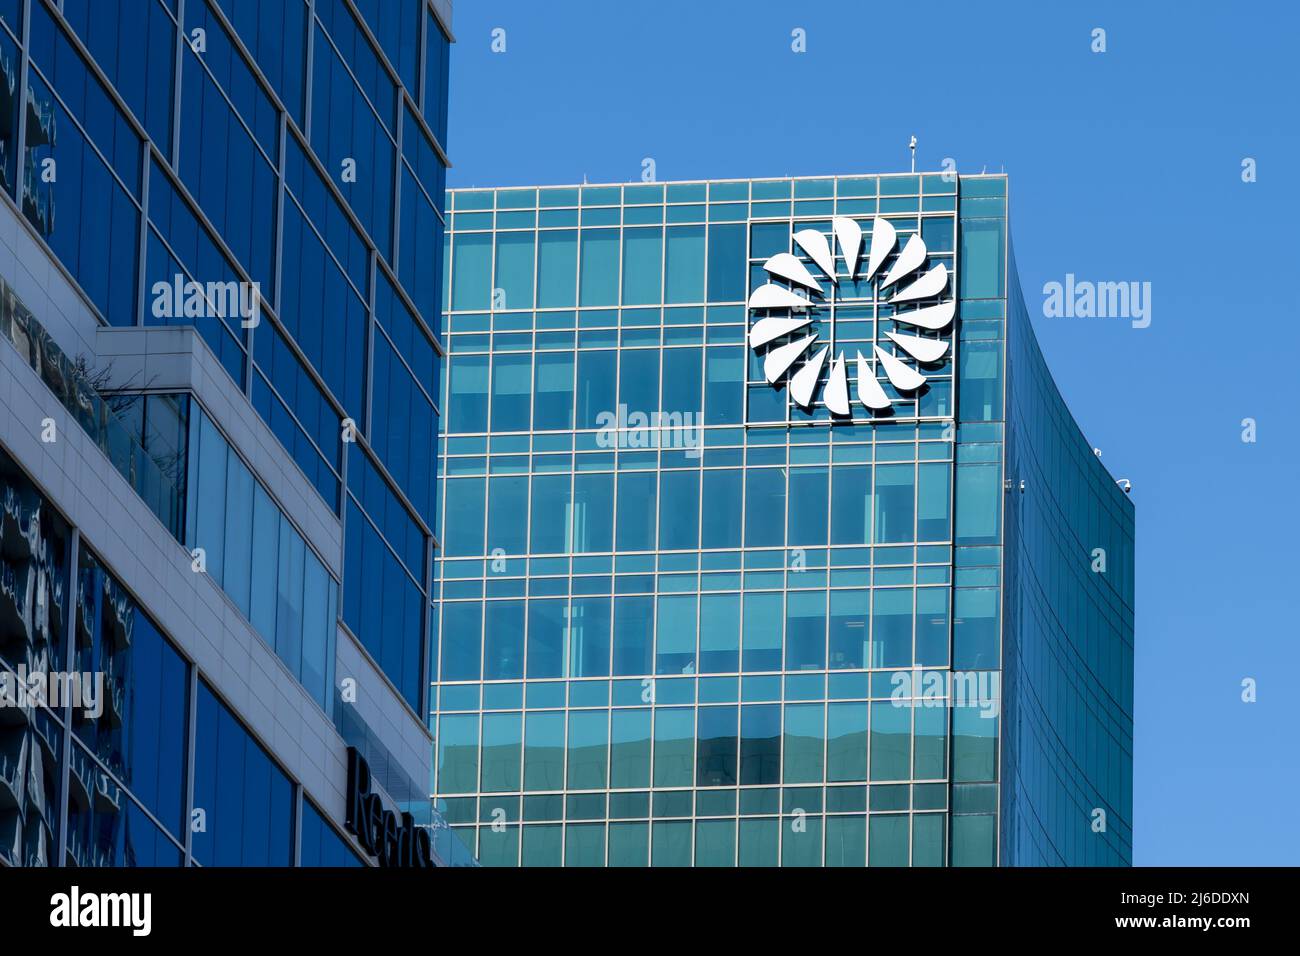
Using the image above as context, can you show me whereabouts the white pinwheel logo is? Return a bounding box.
[747,216,954,414]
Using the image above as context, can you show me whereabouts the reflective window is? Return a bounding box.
[192,681,294,866]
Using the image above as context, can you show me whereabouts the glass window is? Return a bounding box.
[871,588,913,668]
[612,596,654,676]
[956,587,1001,665]
[441,476,485,556]
[655,595,696,675]
[915,701,948,779]
[448,354,490,433]
[610,708,651,788]
[490,353,532,432]
[652,821,691,867]
[788,467,829,546]
[700,469,742,549]
[487,476,528,555]
[695,819,736,866]
[915,588,950,666]
[572,473,614,553]
[440,600,482,682]
[696,706,738,786]
[917,462,951,541]
[608,821,649,867]
[192,682,294,866]
[575,350,616,429]
[537,230,578,307]
[534,353,575,431]
[526,599,567,679]
[530,475,572,554]
[74,552,189,840]
[495,231,535,310]
[451,233,492,310]
[484,599,525,680]
[662,347,702,418]
[658,470,700,551]
[300,800,364,866]
[744,468,785,548]
[652,708,694,787]
[874,464,915,544]
[481,713,523,792]
[699,594,740,673]
[869,700,911,782]
[826,815,867,867]
[739,817,778,866]
[955,462,1000,544]
[664,225,705,302]
[740,704,780,785]
[437,713,480,792]
[831,465,872,545]
[706,223,746,302]
[622,227,662,305]
[615,472,656,552]
[742,592,783,672]
[827,702,868,782]
[703,347,743,425]
[569,596,611,678]
[580,229,619,306]
[524,712,566,791]
[782,703,824,784]
[619,348,660,417]
[785,590,826,671]
[565,823,606,866]
[829,589,869,670]
[869,814,909,866]
[567,711,609,789]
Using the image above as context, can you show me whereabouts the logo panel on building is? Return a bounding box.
[746,214,956,424]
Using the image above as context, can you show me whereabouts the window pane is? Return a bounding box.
[534,352,574,431]
[829,589,869,670]
[827,702,868,782]
[700,469,742,548]
[655,595,697,675]
[610,708,651,788]
[495,231,535,310]
[664,225,704,303]
[699,593,739,673]
[622,227,662,305]
[580,229,619,306]
[785,590,826,671]
[874,464,915,544]
[537,229,578,307]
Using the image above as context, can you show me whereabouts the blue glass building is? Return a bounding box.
[434,173,1134,866]
[0,0,469,867]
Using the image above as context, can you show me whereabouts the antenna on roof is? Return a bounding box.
[908,136,917,173]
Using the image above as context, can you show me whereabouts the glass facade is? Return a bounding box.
[433,174,1134,866]
[0,442,348,866]
[1,1,471,867]
[0,0,449,718]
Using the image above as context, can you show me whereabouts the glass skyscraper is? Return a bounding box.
[1,0,468,867]
[434,173,1134,866]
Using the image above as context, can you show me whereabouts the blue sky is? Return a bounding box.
[444,0,1300,865]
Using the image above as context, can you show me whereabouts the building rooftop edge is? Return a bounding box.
[447,172,1009,193]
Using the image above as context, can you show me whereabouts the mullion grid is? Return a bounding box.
[437,182,964,865]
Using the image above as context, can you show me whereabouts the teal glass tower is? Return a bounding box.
[433,174,1134,866]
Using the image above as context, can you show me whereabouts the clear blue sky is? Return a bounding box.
[443,0,1300,865]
